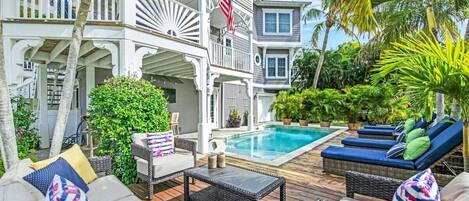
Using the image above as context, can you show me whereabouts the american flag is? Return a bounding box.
[220,0,235,33]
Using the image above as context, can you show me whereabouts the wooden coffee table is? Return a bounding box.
[184,165,286,201]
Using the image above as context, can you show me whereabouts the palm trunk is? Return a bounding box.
[464,120,469,172]
[49,0,91,157]
[312,24,331,89]
[451,99,461,120]
[435,93,445,121]
[0,21,19,169]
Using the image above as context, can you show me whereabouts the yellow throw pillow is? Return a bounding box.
[31,145,97,183]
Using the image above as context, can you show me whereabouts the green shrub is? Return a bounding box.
[0,97,40,176]
[88,77,169,184]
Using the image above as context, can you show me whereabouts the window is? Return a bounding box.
[254,53,262,66]
[263,9,292,35]
[224,36,232,56]
[265,54,288,78]
[162,88,176,103]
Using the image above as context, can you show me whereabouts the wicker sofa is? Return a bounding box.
[131,132,197,200]
[0,156,139,201]
[343,171,469,201]
[322,121,463,185]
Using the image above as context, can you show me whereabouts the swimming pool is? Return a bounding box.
[225,125,344,166]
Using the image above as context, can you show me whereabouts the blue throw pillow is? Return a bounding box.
[23,157,89,195]
[396,131,406,143]
[387,143,406,159]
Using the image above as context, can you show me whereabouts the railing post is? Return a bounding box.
[198,0,209,47]
[121,0,136,26]
[1,0,17,19]
[248,29,254,73]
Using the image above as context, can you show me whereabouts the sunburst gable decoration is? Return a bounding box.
[136,0,201,43]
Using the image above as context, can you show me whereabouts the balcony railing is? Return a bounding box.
[14,0,120,21]
[210,41,251,73]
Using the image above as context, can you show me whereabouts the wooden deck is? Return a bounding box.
[129,130,376,201]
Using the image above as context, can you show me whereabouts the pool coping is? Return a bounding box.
[221,124,348,167]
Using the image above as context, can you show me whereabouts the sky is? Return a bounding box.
[301,0,468,49]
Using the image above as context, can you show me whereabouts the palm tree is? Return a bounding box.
[49,0,91,157]
[373,32,469,171]
[303,0,353,89]
[0,21,19,169]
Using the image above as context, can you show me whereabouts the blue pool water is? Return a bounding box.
[225,125,338,161]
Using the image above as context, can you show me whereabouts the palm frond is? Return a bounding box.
[311,22,325,48]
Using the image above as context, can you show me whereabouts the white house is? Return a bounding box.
[0,0,310,153]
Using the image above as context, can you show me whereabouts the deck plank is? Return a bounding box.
[129,130,378,201]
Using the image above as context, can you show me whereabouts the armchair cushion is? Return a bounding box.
[136,152,194,178]
[440,172,469,201]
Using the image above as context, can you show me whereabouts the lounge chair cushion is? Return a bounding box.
[403,136,430,160]
[364,125,396,130]
[136,152,194,178]
[414,118,428,129]
[393,169,440,201]
[440,172,469,201]
[87,175,134,201]
[357,128,394,136]
[403,118,416,133]
[415,121,463,170]
[341,137,397,149]
[426,117,454,140]
[321,146,415,169]
[405,128,425,143]
[386,143,406,159]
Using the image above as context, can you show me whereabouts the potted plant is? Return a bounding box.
[270,91,293,125]
[317,89,342,128]
[286,93,302,125]
[227,109,241,128]
[342,86,366,131]
[242,111,249,126]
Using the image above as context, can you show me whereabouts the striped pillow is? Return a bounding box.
[147,131,175,158]
[393,169,440,201]
[396,131,406,143]
[386,143,406,159]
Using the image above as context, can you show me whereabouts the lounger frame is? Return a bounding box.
[323,145,461,186]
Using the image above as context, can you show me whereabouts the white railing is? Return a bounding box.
[15,0,120,21]
[136,0,201,43]
[210,41,251,73]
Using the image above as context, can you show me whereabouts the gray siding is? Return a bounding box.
[235,0,254,14]
[253,48,290,85]
[222,83,249,127]
[253,5,301,42]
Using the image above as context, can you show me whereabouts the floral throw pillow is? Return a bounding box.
[393,169,440,201]
[147,131,175,158]
[45,174,88,201]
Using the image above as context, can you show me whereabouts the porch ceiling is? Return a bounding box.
[25,39,113,69]
[141,49,194,80]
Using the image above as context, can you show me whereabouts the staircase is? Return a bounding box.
[47,67,66,107]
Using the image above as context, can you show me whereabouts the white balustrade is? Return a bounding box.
[15,0,120,21]
[210,41,251,73]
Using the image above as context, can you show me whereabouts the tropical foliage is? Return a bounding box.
[293,42,372,89]
[88,78,170,184]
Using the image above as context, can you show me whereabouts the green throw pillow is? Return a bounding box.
[405,128,425,143]
[404,136,430,160]
[403,118,416,133]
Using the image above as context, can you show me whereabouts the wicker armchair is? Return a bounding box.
[345,171,402,201]
[89,156,113,176]
[131,136,197,200]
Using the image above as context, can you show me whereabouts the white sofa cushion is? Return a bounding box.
[0,182,36,201]
[136,152,194,178]
[0,159,44,200]
[87,175,134,201]
[441,172,469,201]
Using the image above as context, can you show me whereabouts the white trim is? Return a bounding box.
[255,41,302,48]
[265,54,288,79]
[253,83,291,89]
[262,9,293,36]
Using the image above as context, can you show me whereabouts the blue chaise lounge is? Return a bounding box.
[357,118,429,139]
[342,118,454,150]
[321,121,463,185]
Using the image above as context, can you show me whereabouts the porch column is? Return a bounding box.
[186,55,210,153]
[198,0,209,47]
[37,64,50,148]
[242,78,254,131]
[85,65,95,110]
[121,0,136,26]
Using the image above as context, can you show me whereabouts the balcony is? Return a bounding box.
[210,41,251,73]
[8,0,202,43]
